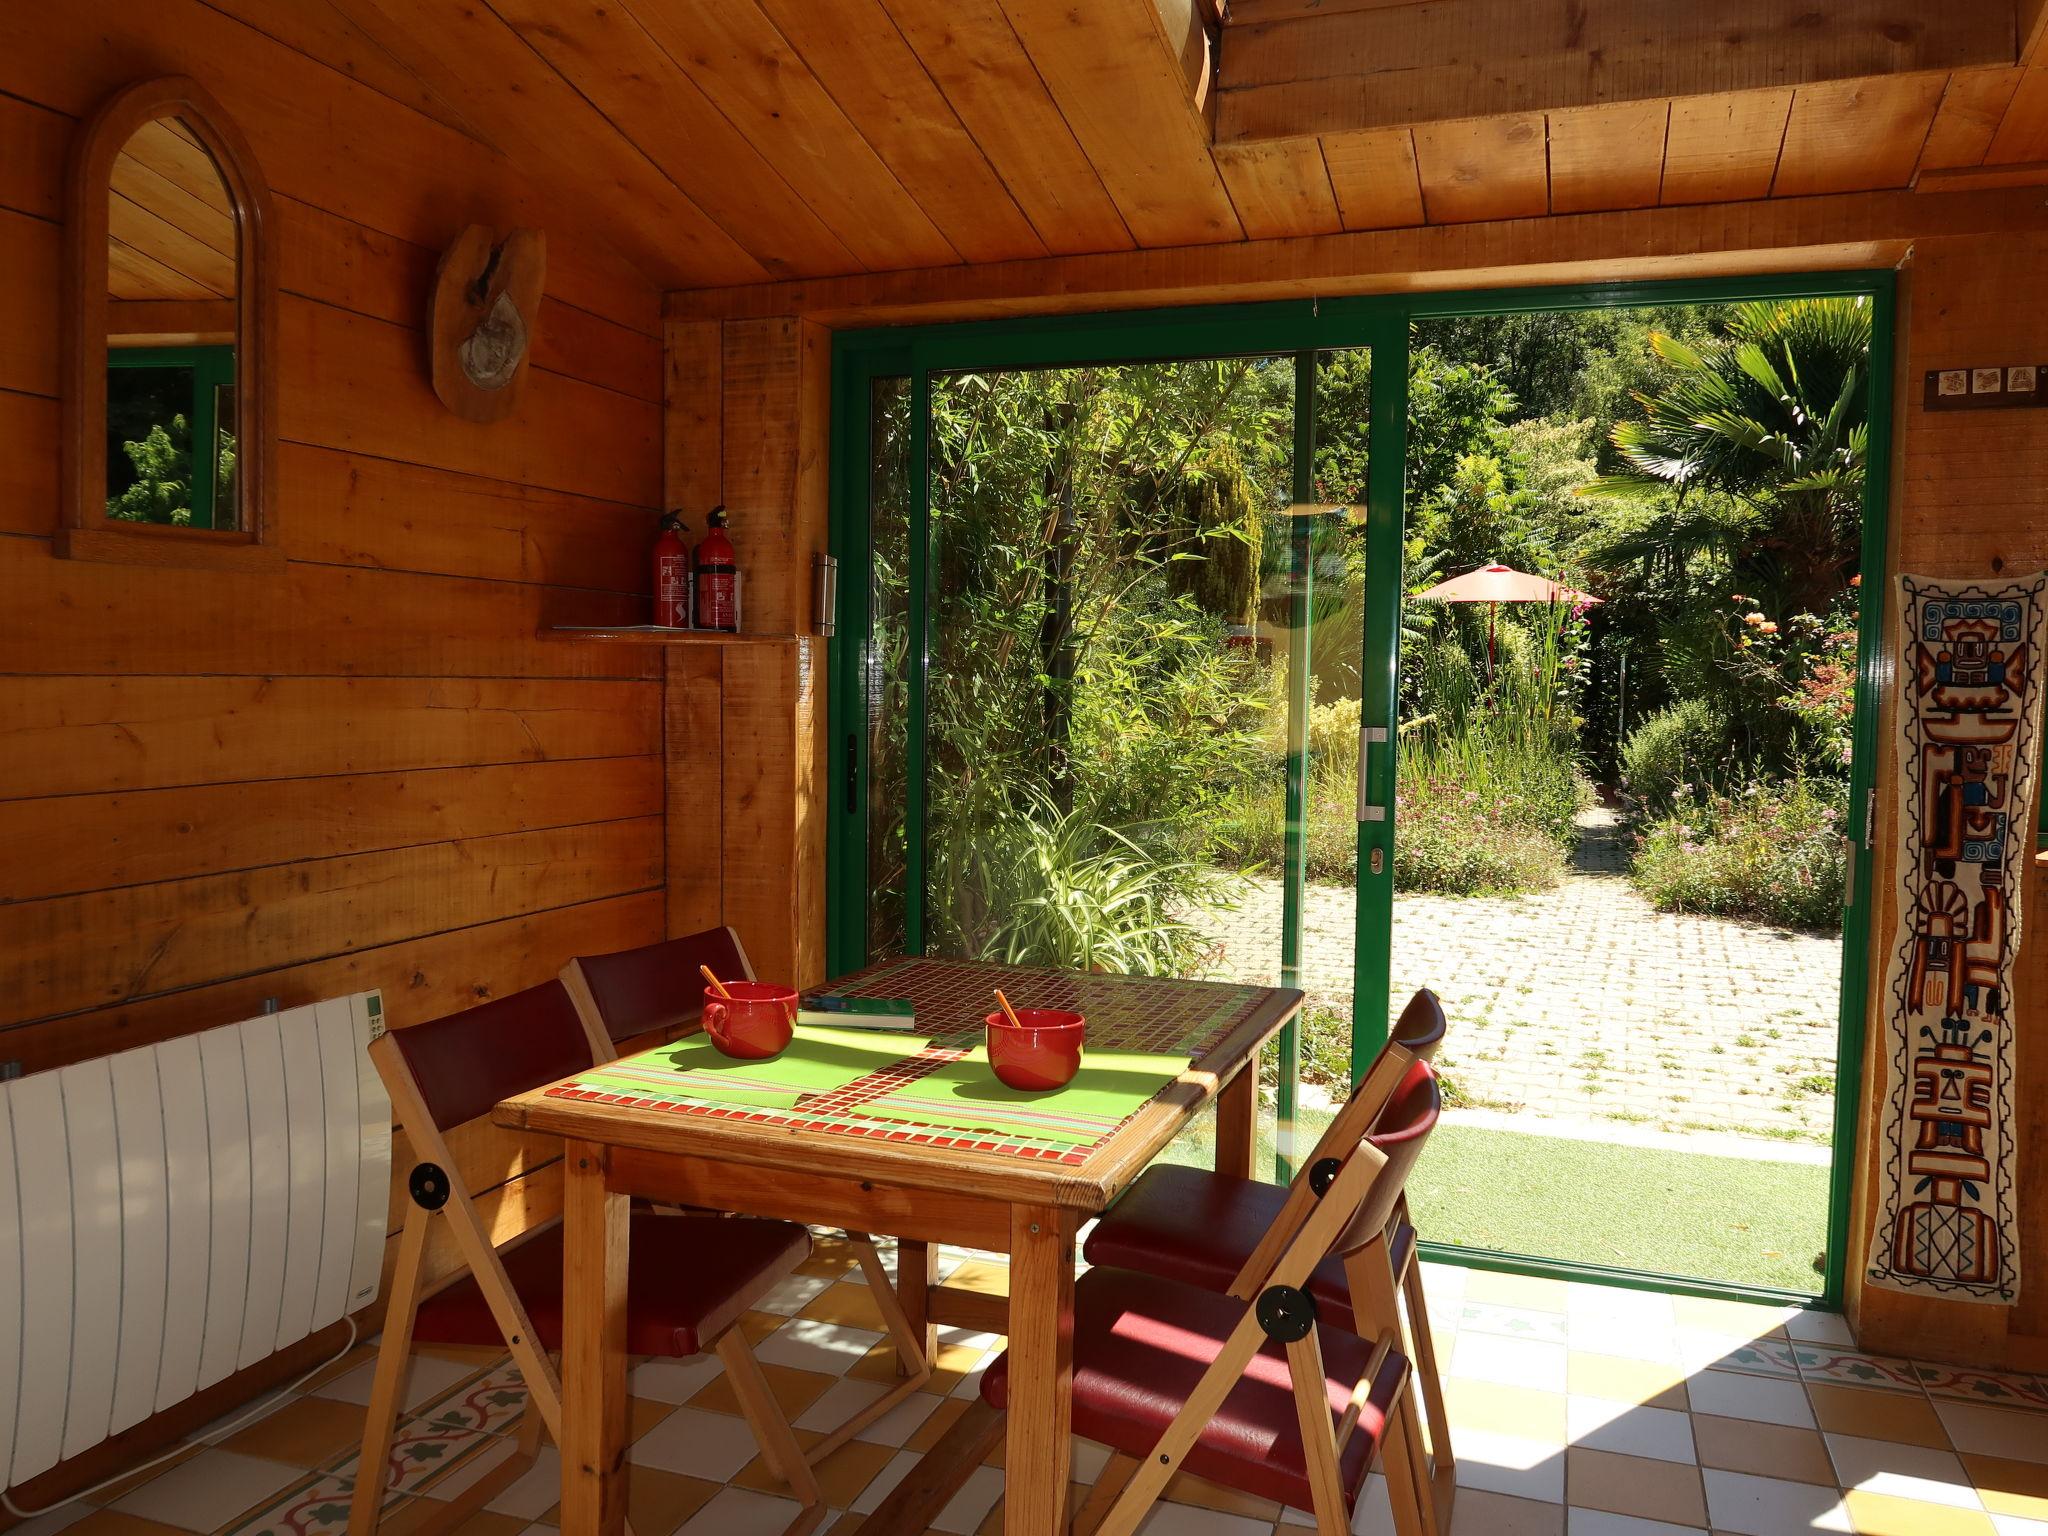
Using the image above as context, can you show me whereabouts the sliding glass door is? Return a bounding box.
[827,278,1890,1305]
[829,309,1400,1176]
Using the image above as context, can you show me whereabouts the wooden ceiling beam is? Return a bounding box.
[661,184,2048,327]
[327,0,768,289]
[2023,0,2048,65]
[1218,0,2017,142]
[997,0,1243,246]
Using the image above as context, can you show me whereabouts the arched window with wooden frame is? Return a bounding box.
[61,75,277,570]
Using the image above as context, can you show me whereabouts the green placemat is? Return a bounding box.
[854,1046,1191,1145]
[575,1025,933,1110]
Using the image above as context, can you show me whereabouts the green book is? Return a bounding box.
[795,995,916,1030]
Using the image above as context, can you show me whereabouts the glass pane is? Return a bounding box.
[866,375,913,959]
[213,381,238,517]
[1288,346,1373,1167]
[105,363,197,525]
[106,115,240,531]
[1395,302,1864,1292]
[920,357,1296,978]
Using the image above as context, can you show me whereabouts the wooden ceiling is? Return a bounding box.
[294,0,2048,294]
[106,118,236,301]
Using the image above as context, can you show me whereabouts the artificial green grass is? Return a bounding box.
[1155,1108,1829,1294]
[1409,1124,1829,1293]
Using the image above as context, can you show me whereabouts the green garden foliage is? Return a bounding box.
[1632,778,1849,931]
[893,294,1869,963]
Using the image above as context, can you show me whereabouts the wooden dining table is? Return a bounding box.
[493,955,1302,1536]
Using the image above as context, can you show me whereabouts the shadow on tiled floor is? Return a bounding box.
[17,1238,2048,1536]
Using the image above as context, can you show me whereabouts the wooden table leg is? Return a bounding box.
[1215,1054,1259,1181]
[562,1140,629,1536]
[896,1237,939,1376]
[1005,1204,1074,1536]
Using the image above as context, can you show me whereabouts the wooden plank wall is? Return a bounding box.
[0,0,666,1504]
[661,318,831,990]
[1847,230,2048,1369]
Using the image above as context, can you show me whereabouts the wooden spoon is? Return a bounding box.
[993,988,1024,1029]
[699,965,734,999]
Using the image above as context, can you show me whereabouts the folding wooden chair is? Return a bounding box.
[351,980,827,1536]
[1080,989,1455,1533]
[981,1054,1444,1536]
[560,929,934,1460]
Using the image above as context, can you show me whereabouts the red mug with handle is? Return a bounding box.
[703,981,798,1059]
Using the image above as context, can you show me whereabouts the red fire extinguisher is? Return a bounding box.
[653,513,689,627]
[693,505,741,633]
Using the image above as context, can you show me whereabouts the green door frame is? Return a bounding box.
[826,270,1894,1310]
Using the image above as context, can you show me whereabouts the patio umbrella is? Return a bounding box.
[1411,561,1602,674]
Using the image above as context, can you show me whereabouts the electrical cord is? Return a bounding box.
[1,1317,361,1521]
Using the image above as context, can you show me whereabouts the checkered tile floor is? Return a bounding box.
[16,1238,2048,1536]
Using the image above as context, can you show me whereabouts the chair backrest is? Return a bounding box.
[1334,1058,1441,1256]
[384,979,597,1133]
[1388,988,1448,1061]
[561,926,754,1057]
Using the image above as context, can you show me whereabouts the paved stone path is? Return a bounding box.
[1191,808,1846,1142]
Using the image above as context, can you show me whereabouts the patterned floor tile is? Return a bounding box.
[1676,1335,1803,1381]
[54,1237,2048,1536]
[1806,1384,1950,1449]
[1796,1350,1926,1394]
[1915,1367,2048,1412]
[1825,1433,1981,1509]
[1938,1404,2048,1466]
[1838,1490,1996,1535]
[329,1419,507,1499]
[1700,1468,1852,1535]
[1566,1446,1709,1527]
[1964,1453,2048,1521]
[1462,1301,1570,1344]
[416,1362,531,1437]
[1566,1397,1697,1464]
[1690,1414,1836,1487]
[108,1450,302,1531]
[1686,1368,1815,1429]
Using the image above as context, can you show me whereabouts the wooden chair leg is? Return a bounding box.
[1346,1239,1442,1536]
[1285,1328,1351,1536]
[1400,1259,1456,1533]
[1381,1389,1433,1536]
[348,1206,431,1536]
[714,1331,822,1499]
[857,1399,1005,1535]
[803,1235,935,1464]
[1070,1453,1138,1536]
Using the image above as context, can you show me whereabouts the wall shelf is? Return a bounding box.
[544,625,802,646]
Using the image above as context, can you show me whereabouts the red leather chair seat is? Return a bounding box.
[980,1266,1407,1514]
[413,1212,808,1358]
[1083,1164,1413,1336]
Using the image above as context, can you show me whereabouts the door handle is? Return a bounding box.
[1356,725,1389,823]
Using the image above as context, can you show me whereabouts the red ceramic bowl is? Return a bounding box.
[984,1009,1086,1091]
[703,981,797,1060]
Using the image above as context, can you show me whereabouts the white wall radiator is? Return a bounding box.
[0,992,392,1490]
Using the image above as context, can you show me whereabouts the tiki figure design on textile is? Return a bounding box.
[1882,590,2037,1296]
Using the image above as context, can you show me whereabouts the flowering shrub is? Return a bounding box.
[1631,777,1847,930]
[1395,778,1570,895]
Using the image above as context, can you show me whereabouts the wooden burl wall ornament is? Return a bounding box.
[428,225,545,423]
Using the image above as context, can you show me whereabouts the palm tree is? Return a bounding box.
[1585,296,1870,616]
